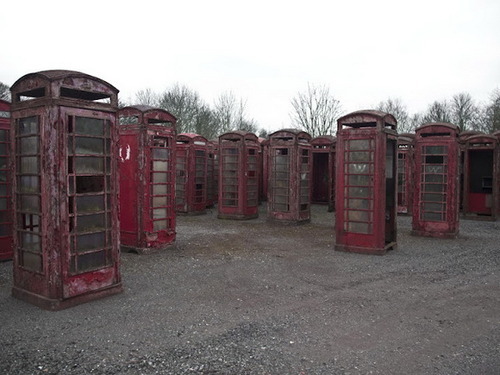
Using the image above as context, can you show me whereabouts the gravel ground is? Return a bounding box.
[1,205,499,375]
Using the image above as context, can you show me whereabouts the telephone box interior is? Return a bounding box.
[311,135,336,211]
[397,134,415,215]
[462,134,498,220]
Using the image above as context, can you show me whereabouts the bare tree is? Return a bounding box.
[450,92,480,132]
[158,84,205,134]
[212,92,258,134]
[135,88,160,107]
[0,82,10,101]
[423,100,452,124]
[290,83,342,137]
[481,88,500,133]
[376,98,411,133]
[408,113,425,131]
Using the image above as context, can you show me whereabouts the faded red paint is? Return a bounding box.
[218,131,259,220]
[0,99,13,261]
[335,110,398,255]
[10,70,122,310]
[175,133,208,214]
[397,134,415,215]
[118,105,177,253]
[310,135,336,211]
[267,129,312,224]
[462,134,498,220]
[412,123,460,238]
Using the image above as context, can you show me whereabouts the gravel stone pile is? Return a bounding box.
[1,205,499,374]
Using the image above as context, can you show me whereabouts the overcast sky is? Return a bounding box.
[2,0,499,132]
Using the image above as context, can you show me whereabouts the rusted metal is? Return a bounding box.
[0,99,13,261]
[267,129,312,224]
[218,131,259,220]
[10,70,122,310]
[462,133,498,220]
[175,133,208,214]
[118,105,177,253]
[412,122,460,238]
[310,135,336,212]
[335,110,398,255]
[396,133,415,215]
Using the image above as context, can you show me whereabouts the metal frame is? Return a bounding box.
[0,99,12,261]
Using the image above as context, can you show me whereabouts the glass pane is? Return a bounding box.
[424,165,444,174]
[75,137,104,155]
[19,176,39,194]
[22,252,42,272]
[75,117,104,136]
[347,187,372,198]
[76,195,105,213]
[19,213,40,231]
[20,232,41,252]
[76,232,105,252]
[347,210,372,222]
[75,157,104,173]
[19,137,39,154]
[153,161,168,172]
[0,184,6,196]
[348,139,371,150]
[76,213,105,233]
[77,250,107,272]
[20,195,40,212]
[347,198,372,210]
[20,157,38,174]
[0,171,6,183]
[424,184,445,193]
[348,151,372,162]
[0,130,6,141]
[0,198,6,210]
[0,223,11,236]
[422,193,444,202]
[424,174,444,183]
[152,196,167,207]
[18,117,38,135]
[423,212,444,221]
[0,143,6,155]
[348,175,371,186]
[153,220,167,231]
[153,208,167,219]
[152,184,168,195]
[152,173,168,183]
[423,202,445,212]
[152,148,170,160]
[424,146,446,155]
[347,163,371,174]
[347,222,371,234]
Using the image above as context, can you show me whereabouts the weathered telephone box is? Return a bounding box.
[335,110,398,255]
[397,134,415,215]
[10,70,122,310]
[175,133,208,214]
[206,140,218,208]
[267,129,312,224]
[118,105,177,253]
[412,123,460,238]
[462,134,498,220]
[218,131,260,219]
[0,99,12,261]
[311,135,336,211]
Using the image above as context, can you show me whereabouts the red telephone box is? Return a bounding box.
[0,99,13,261]
[412,123,460,238]
[268,129,312,224]
[335,110,398,255]
[218,131,259,219]
[175,133,208,214]
[206,140,217,208]
[10,70,122,310]
[311,135,336,211]
[118,105,177,253]
[462,134,498,220]
[458,130,481,211]
[397,134,415,215]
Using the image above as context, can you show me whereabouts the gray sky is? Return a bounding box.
[2,0,499,132]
